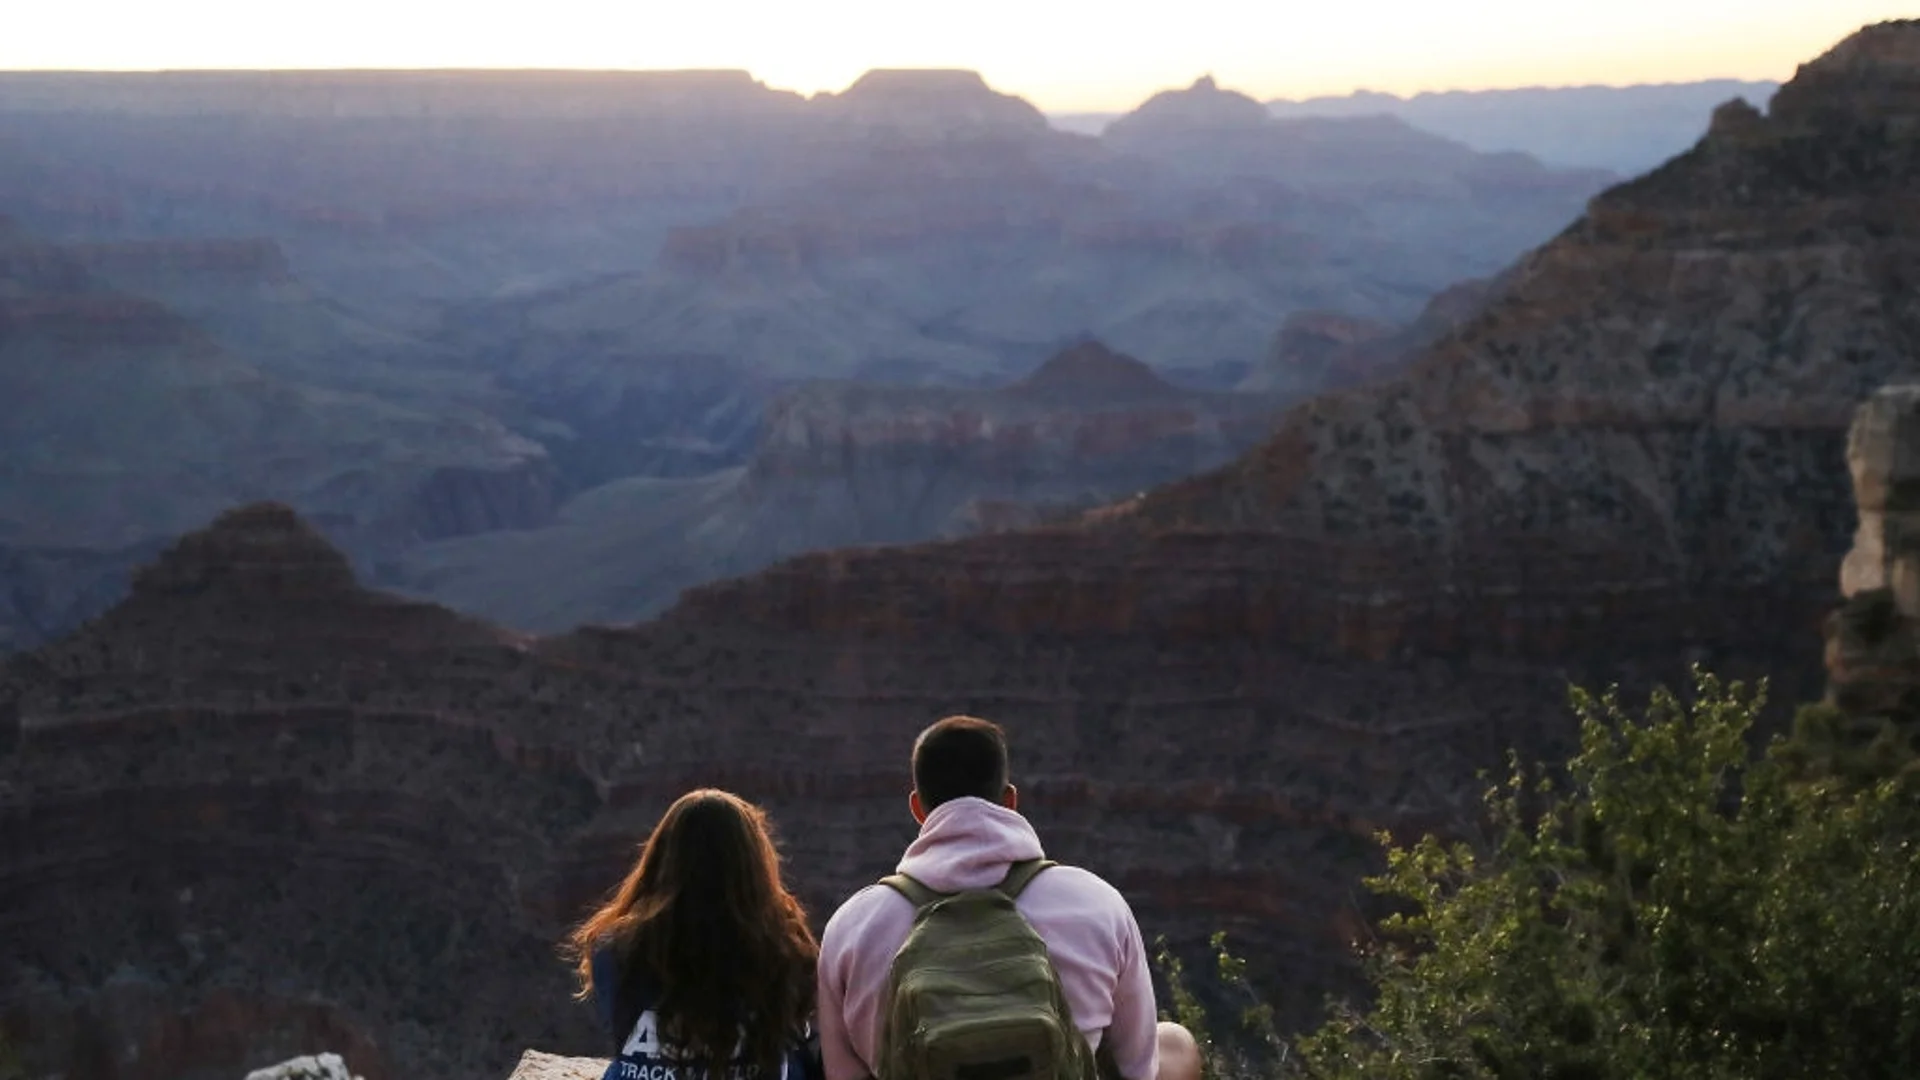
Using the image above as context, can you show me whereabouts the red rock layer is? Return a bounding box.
[3,503,1581,1078]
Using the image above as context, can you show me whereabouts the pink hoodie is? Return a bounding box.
[816,797,1160,1080]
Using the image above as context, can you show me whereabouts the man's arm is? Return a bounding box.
[1103,907,1161,1080]
[816,908,872,1080]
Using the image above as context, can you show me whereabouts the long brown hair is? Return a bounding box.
[566,789,817,1077]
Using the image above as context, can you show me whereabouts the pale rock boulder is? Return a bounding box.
[1841,384,1920,613]
[507,1050,610,1080]
[243,1052,362,1080]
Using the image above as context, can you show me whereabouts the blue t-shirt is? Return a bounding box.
[590,948,820,1080]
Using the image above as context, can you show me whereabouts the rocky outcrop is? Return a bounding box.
[507,1051,606,1080]
[247,1052,363,1080]
[1821,385,1920,737]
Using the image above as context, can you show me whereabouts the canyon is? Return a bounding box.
[399,341,1291,631]
[0,65,1620,647]
[2,20,1915,1080]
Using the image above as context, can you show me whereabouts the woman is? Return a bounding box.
[567,789,820,1080]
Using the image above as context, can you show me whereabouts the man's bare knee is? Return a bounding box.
[1154,1021,1203,1080]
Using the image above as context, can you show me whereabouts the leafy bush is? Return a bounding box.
[1295,669,1920,1080]
[1154,932,1288,1080]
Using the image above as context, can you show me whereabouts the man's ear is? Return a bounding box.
[1002,783,1018,811]
[910,790,928,824]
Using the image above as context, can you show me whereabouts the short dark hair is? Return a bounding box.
[912,715,1010,810]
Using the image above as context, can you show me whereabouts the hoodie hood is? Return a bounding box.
[896,796,1046,892]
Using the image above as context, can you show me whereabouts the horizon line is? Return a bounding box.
[0,65,1788,111]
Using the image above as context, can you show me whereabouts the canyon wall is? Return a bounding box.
[1,504,1566,1080]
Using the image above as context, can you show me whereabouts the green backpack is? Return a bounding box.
[876,858,1100,1080]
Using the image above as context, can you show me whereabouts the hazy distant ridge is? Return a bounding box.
[1263,80,1781,174]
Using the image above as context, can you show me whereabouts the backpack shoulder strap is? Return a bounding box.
[995,858,1056,900]
[879,872,946,910]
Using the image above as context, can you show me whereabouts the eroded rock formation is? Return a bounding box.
[1821,384,1920,748]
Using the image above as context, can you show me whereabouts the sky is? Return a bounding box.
[1,0,1910,112]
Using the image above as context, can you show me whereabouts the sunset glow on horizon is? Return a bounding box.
[2,0,1909,111]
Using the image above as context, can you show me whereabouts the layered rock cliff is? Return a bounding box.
[399,342,1289,631]
[1,503,1542,1079]
[1113,20,1920,667]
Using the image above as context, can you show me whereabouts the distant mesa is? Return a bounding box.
[0,68,804,119]
[836,68,1001,100]
[812,68,1049,137]
[1106,74,1273,139]
[1265,78,1786,174]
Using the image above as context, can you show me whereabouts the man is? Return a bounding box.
[817,715,1203,1080]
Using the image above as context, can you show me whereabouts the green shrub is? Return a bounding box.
[1154,932,1289,1080]
[1296,668,1920,1080]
